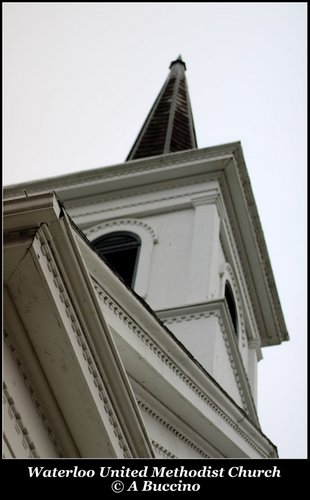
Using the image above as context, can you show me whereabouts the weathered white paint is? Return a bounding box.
[3,141,288,458]
[3,340,59,458]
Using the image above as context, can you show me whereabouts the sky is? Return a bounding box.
[3,3,307,458]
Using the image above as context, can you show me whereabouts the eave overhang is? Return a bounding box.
[3,193,155,458]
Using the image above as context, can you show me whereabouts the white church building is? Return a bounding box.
[3,57,288,459]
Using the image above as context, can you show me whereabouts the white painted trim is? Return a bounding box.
[138,400,210,458]
[189,198,221,302]
[156,299,259,426]
[59,215,155,457]
[3,330,64,457]
[3,383,39,458]
[90,272,269,455]
[3,145,289,346]
[85,218,157,298]
[4,288,82,457]
[132,380,224,458]
[219,263,242,339]
[3,192,278,458]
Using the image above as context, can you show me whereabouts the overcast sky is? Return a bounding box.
[3,3,307,458]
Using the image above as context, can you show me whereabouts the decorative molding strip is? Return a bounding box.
[219,262,247,348]
[85,218,158,243]
[85,218,156,298]
[92,279,267,457]
[138,401,210,458]
[71,175,219,211]
[232,149,285,339]
[35,227,131,458]
[162,303,259,426]
[4,331,63,457]
[191,189,226,221]
[72,183,218,218]
[217,313,248,414]
[151,441,176,459]
[191,194,216,207]
[4,147,233,196]
[3,382,40,458]
[162,311,208,324]
[162,309,248,414]
[219,204,260,342]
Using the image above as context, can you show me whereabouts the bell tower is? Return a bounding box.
[80,56,288,425]
[3,56,290,459]
[4,57,288,430]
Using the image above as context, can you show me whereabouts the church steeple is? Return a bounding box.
[126,56,197,161]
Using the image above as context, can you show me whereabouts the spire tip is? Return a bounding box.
[169,55,186,71]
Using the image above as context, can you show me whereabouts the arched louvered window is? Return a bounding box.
[225,282,238,336]
[93,231,141,288]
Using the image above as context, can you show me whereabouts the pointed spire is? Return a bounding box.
[126,56,197,161]
[169,54,186,71]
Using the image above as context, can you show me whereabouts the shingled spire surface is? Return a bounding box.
[126,56,197,161]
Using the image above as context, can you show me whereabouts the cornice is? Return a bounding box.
[190,187,226,222]
[3,143,239,196]
[151,441,177,459]
[161,307,248,414]
[138,400,210,458]
[3,382,40,458]
[68,174,218,211]
[158,300,260,426]
[4,331,63,457]
[92,279,266,457]
[233,148,278,304]
[223,150,288,344]
[34,227,131,458]
[3,192,62,234]
[72,179,220,219]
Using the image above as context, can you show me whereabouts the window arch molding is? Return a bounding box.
[219,262,245,340]
[85,219,158,298]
